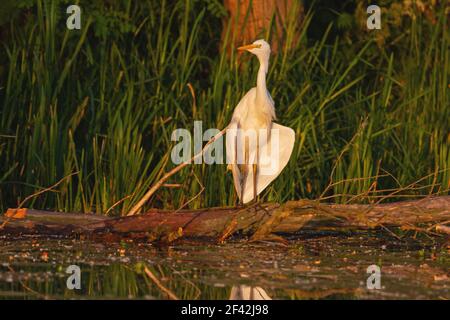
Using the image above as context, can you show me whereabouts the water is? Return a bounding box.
[0,232,448,299]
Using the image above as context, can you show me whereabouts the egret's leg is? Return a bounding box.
[252,163,257,202]
[252,138,259,203]
[239,165,248,205]
[256,202,271,216]
[239,139,249,205]
[233,134,241,207]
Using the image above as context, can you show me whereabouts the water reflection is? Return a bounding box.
[229,285,271,300]
[0,238,448,299]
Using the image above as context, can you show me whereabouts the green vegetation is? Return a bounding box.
[0,0,448,215]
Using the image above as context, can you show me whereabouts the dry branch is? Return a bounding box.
[126,128,227,216]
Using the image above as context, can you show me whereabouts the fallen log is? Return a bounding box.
[1,196,449,242]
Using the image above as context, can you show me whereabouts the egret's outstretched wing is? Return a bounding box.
[239,123,295,204]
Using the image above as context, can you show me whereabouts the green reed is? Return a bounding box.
[0,0,448,215]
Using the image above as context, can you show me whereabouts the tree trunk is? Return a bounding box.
[222,0,303,53]
[2,196,449,242]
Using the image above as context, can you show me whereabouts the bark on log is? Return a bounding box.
[1,196,449,241]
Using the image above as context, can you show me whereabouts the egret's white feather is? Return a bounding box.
[227,39,295,204]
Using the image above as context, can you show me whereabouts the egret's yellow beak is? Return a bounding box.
[237,43,261,51]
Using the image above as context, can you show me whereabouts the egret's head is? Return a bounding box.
[238,39,271,61]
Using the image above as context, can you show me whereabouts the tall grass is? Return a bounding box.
[0,0,448,215]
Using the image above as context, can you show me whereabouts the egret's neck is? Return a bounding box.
[256,55,269,104]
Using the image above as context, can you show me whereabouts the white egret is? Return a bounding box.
[226,39,295,204]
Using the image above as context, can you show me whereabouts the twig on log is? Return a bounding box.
[173,169,205,214]
[0,172,78,230]
[320,119,367,200]
[127,127,228,216]
[18,172,79,209]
